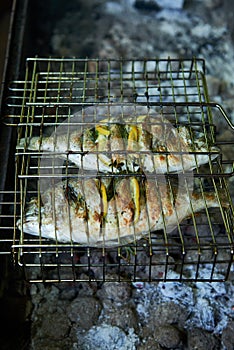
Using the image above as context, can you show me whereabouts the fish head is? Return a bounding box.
[17,197,65,241]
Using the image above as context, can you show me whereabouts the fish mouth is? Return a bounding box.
[16,215,39,235]
[16,218,22,230]
[16,199,42,229]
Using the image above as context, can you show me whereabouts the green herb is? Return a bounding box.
[118,123,129,140]
[87,127,99,143]
[64,183,78,205]
[106,178,115,202]
[64,183,87,218]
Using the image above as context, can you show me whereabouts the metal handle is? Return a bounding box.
[212,103,234,130]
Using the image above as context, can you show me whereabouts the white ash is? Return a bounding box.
[76,324,139,350]
[133,269,234,335]
[154,0,184,10]
[104,0,135,15]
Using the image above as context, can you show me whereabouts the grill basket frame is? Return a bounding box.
[1,57,234,282]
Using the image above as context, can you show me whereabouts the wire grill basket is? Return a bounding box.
[2,57,234,282]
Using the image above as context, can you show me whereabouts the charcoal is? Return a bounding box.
[185,328,221,350]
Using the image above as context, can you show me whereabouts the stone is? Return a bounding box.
[96,280,132,306]
[154,324,182,348]
[221,321,234,350]
[76,278,98,297]
[137,337,163,350]
[153,302,190,328]
[216,128,234,161]
[100,304,139,332]
[67,296,102,330]
[31,308,71,340]
[206,75,227,98]
[59,285,78,301]
[203,0,223,9]
[186,328,221,350]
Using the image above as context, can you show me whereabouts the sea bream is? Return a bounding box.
[17,176,227,247]
[17,115,219,173]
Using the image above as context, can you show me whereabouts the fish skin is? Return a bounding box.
[17,177,226,247]
[17,115,219,173]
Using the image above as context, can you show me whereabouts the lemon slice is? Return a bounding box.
[100,182,108,218]
[130,177,140,223]
[128,125,138,151]
[128,125,138,142]
[96,125,110,136]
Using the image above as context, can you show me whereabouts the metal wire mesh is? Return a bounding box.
[2,57,234,282]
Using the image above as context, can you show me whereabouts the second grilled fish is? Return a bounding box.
[17,176,227,247]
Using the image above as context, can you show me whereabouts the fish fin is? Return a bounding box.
[16,138,26,149]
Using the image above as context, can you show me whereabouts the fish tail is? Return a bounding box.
[16,137,27,149]
[17,136,50,151]
[205,190,230,209]
[191,189,230,211]
[17,136,40,150]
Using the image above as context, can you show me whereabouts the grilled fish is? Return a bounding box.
[17,115,219,173]
[17,177,227,247]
